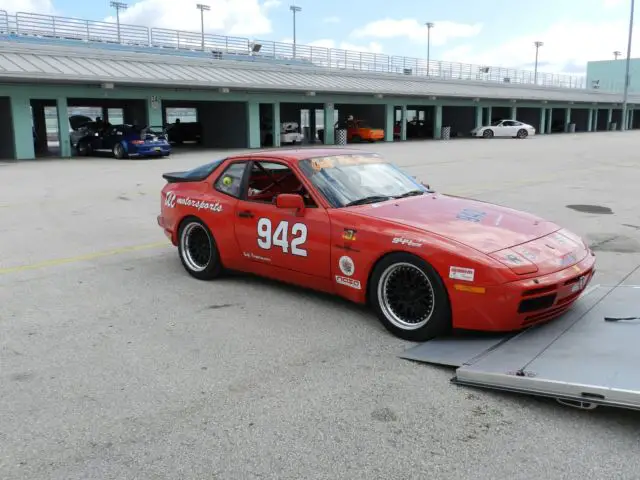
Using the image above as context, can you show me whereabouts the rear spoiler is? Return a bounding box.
[162,171,196,183]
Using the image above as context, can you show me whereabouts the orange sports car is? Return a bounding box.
[345,119,384,142]
[157,148,596,341]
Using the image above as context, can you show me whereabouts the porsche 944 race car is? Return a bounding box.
[157,149,595,341]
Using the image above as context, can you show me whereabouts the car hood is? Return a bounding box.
[356,193,560,254]
[69,114,93,131]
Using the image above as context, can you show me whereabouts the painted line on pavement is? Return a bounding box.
[0,241,171,275]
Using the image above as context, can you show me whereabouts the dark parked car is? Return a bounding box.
[165,121,202,144]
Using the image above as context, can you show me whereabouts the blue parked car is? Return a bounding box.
[75,123,171,159]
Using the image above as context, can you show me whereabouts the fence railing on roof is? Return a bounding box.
[2,11,588,90]
[0,10,8,34]
[13,12,150,46]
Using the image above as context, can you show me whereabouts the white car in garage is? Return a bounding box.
[471,119,536,139]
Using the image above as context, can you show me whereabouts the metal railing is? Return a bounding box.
[12,12,150,45]
[1,10,589,90]
[0,10,7,33]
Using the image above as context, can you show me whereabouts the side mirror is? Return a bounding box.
[276,193,305,214]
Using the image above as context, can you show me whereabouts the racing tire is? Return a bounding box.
[368,253,452,342]
[516,129,528,139]
[113,143,127,159]
[482,129,494,138]
[177,217,223,280]
[351,135,362,143]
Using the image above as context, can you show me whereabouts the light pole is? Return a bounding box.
[534,41,543,84]
[290,5,301,58]
[614,50,622,60]
[622,0,635,131]
[110,1,128,43]
[425,22,434,76]
[196,3,210,51]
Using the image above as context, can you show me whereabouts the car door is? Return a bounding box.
[233,159,331,279]
[500,121,517,137]
[101,126,121,152]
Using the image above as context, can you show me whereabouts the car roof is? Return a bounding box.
[226,147,375,163]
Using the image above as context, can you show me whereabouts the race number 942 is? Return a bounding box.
[257,218,308,257]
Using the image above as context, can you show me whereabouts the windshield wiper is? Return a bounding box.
[345,195,392,207]
[394,190,426,199]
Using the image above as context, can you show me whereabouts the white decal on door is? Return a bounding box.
[257,218,308,256]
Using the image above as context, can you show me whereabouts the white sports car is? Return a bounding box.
[471,119,536,139]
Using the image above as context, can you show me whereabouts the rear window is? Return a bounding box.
[182,159,226,180]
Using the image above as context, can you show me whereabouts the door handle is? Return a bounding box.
[238,210,254,218]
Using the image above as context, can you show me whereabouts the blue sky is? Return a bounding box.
[4,0,638,75]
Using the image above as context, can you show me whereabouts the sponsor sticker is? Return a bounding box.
[449,266,475,282]
[177,196,223,213]
[243,252,271,262]
[560,252,577,266]
[505,253,523,264]
[335,275,361,290]
[339,256,355,276]
[456,208,486,223]
[392,237,422,247]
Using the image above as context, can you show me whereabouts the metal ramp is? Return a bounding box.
[400,268,640,411]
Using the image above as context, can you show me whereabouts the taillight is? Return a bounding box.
[131,140,144,145]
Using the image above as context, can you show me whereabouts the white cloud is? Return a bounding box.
[351,18,482,46]
[0,0,54,14]
[104,0,275,36]
[441,20,639,76]
[307,38,384,54]
[323,16,340,24]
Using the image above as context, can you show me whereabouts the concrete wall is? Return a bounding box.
[199,101,247,148]
[1,82,637,160]
[442,106,474,136]
[0,97,15,160]
[586,58,640,93]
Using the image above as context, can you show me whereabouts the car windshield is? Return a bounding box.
[491,120,502,126]
[298,154,431,208]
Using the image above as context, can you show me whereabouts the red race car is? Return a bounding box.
[157,148,596,341]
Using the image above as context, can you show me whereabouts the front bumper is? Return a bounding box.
[451,251,596,331]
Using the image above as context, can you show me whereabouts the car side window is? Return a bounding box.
[502,121,514,127]
[246,161,317,207]
[215,162,247,198]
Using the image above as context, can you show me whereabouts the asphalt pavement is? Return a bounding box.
[2,131,640,480]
